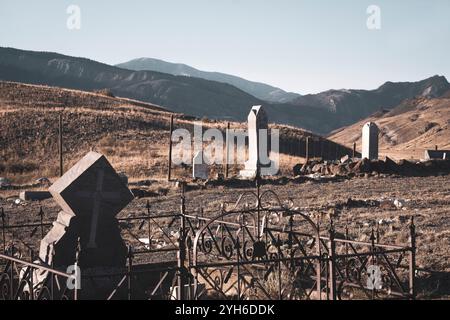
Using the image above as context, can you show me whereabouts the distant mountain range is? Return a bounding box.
[0,47,263,120]
[116,57,301,103]
[291,75,450,126]
[1,47,449,135]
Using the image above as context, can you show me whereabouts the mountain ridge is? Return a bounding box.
[291,75,450,129]
[1,47,449,136]
[116,57,301,103]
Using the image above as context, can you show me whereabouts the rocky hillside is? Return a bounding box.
[291,76,450,130]
[328,95,450,159]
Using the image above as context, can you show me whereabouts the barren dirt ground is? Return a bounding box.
[1,175,449,299]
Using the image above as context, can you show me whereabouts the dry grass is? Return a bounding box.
[0,81,330,185]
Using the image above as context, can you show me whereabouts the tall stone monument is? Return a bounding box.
[240,105,272,178]
[362,122,379,160]
[40,151,134,269]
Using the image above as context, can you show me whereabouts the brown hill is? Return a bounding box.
[2,47,449,135]
[0,81,352,184]
[328,95,450,160]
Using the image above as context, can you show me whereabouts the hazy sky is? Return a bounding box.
[1,0,449,94]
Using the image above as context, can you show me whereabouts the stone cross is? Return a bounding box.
[362,122,379,160]
[75,167,122,248]
[42,151,134,268]
[240,105,271,178]
[192,151,209,180]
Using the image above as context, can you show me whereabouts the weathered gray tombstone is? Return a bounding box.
[240,105,272,178]
[41,151,134,269]
[192,151,209,180]
[362,122,379,160]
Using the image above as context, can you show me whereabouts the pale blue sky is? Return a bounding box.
[0,0,449,94]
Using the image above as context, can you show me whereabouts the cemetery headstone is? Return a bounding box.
[362,122,379,160]
[240,105,272,178]
[41,151,134,268]
[192,151,209,180]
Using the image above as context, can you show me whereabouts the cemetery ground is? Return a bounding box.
[1,174,449,299]
[1,81,449,299]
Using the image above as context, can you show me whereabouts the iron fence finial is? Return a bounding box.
[329,216,334,230]
[75,237,81,263]
[38,206,44,217]
[370,227,375,241]
[409,216,416,246]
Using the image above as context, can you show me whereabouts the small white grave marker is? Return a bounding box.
[193,151,209,180]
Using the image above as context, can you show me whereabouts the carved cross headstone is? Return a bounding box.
[41,151,134,268]
[192,151,209,180]
[240,105,271,178]
[362,122,379,160]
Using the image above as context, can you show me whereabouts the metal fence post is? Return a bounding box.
[1,207,5,254]
[38,206,44,239]
[327,221,337,300]
[59,113,64,177]
[10,242,14,299]
[315,217,322,300]
[74,237,80,300]
[167,114,174,181]
[305,137,310,163]
[370,228,377,299]
[409,217,416,300]
[50,261,55,300]
[277,235,282,300]
[225,122,230,178]
[127,245,133,300]
[177,187,187,300]
[146,200,152,245]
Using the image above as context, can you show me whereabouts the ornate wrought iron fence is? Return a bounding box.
[0,251,77,300]
[0,182,416,300]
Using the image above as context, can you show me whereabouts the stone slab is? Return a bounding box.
[19,191,52,201]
